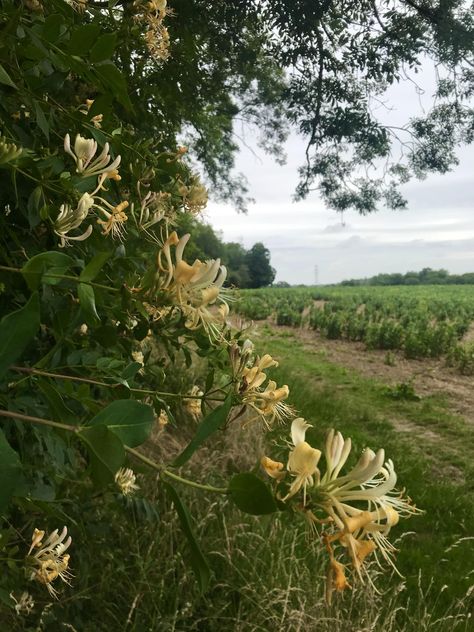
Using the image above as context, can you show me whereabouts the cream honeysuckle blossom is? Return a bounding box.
[64,133,121,178]
[27,527,72,598]
[149,231,230,338]
[260,456,286,481]
[262,423,421,590]
[230,343,293,426]
[134,0,170,61]
[283,417,321,504]
[115,467,140,496]
[54,192,94,247]
[10,591,35,616]
[178,175,208,214]
[184,386,204,421]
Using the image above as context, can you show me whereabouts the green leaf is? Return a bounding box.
[68,23,101,55]
[0,63,17,89]
[38,380,76,424]
[121,362,143,381]
[228,473,278,515]
[173,395,233,467]
[78,282,99,323]
[0,293,40,379]
[42,13,65,43]
[0,429,24,511]
[34,102,49,140]
[87,400,154,447]
[78,425,124,487]
[79,251,111,283]
[21,251,74,290]
[164,483,211,593]
[90,32,117,62]
[95,62,132,110]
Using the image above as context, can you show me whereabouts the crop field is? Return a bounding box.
[236,285,474,374]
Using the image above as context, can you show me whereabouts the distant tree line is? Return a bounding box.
[178,216,275,288]
[341,268,474,286]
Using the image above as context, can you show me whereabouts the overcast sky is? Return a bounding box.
[205,64,473,285]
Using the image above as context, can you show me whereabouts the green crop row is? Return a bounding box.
[235,285,474,373]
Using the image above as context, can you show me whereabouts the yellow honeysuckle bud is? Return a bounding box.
[261,456,286,481]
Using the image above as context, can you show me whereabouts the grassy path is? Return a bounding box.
[255,323,474,617]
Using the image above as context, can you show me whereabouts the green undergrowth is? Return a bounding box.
[259,325,474,621]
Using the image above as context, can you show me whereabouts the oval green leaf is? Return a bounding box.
[0,293,40,379]
[78,425,124,487]
[228,473,278,515]
[87,400,155,447]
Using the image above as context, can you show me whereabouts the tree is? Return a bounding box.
[245,243,276,288]
[100,0,474,214]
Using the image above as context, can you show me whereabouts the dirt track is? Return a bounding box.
[252,320,474,424]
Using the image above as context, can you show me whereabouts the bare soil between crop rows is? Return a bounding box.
[251,320,474,425]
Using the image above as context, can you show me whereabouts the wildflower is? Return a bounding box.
[184,386,203,421]
[283,418,321,504]
[64,133,121,178]
[158,409,169,430]
[148,231,231,338]
[139,190,173,230]
[10,591,35,616]
[78,323,88,335]
[27,527,72,598]
[95,199,129,239]
[325,558,351,605]
[0,136,22,164]
[131,350,144,366]
[115,467,139,495]
[135,0,170,61]
[54,192,94,247]
[231,342,293,426]
[66,0,87,12]
[266,423,422,585]
[78,99,103,128]
[178,175,208,214]
[260,456,286,481]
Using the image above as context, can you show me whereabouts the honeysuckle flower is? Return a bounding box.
[115,467,140,495]
[260,456,286,481]
[27,527,72,598]
[0,136,22,164]
[325,557,351,605]
[10,591,35,616]
[267,423,422,587]
[158,409,169,430]
[54,193,94,247]
[178,175,208,214]
[184,386,203,421]
[64,133,121,178]
[134,0,170,61]
[139,190,173,230]
[147,231,231,339]
[131,350,144,366]
[95,199,129,239]
[283,418,321,504]
[231,344,292,426]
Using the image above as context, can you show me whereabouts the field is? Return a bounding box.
[236,285,474,374]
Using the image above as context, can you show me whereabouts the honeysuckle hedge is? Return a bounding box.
[0,0,421,620]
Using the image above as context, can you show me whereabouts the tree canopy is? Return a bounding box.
[80,0,474,214]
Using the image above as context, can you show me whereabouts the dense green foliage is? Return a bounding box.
[342,267,474,286]
[236,285,474,373]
